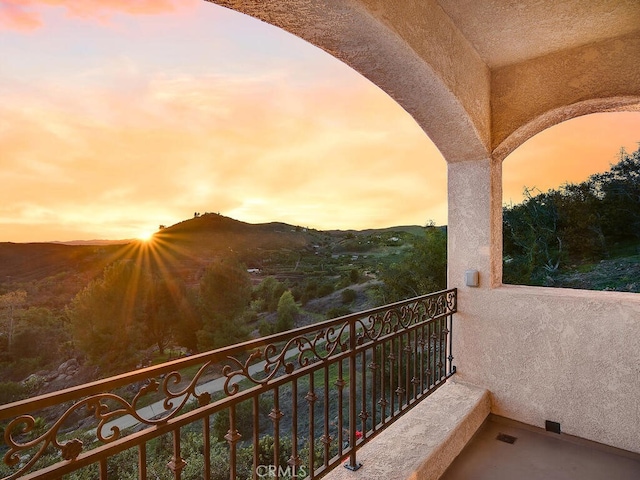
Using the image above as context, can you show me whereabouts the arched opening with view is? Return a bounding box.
[502,112,640,291]
[0,0,450,372]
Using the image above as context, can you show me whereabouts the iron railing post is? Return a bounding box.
[345,317,362,471]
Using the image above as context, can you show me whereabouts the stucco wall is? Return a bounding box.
[453,285,640,454]
[448,158,502,288]
[448,158,640,454]
[359,0,491,156]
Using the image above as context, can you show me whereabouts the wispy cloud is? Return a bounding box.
[0,0,197,31]
[0,60,446,241]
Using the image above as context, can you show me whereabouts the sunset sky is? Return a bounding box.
[1,0,639,243]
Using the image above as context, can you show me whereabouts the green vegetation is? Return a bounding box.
[376,224,447,303]
[504,145,640,290]
[197,259,252,351]
[275,290,298,333]
[0,218,441,390]
[67,261,150,370]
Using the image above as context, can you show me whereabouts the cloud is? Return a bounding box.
[0,0,448,241]
[6,53,639,243]
[0,1,43,31]
[0,0,197,31]
[0,64,447,241]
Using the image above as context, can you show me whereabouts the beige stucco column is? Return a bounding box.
[447,157,502,291]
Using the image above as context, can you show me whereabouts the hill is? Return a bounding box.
[0,213,423,308]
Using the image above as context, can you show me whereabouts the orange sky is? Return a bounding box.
[1,1,639,242]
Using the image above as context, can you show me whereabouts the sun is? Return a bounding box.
[136,230,156,242]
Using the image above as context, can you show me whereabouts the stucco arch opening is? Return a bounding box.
[494,98,640,163]
[207,0,491,164]
[208,1,640,293]
[501,111,640,285]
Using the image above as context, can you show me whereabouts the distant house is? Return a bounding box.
[247,268,260,274]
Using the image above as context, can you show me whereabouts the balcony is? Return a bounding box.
[2,3,640,478]
[2,287,640,480]
[0,289,457,480]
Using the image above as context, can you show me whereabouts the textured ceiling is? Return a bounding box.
[436,0,640,68]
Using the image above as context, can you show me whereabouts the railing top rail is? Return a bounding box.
[0,288,456,420]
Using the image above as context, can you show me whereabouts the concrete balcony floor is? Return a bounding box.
[440,415,640,480]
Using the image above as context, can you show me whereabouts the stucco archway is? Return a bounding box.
[492,33,640,161]
[208,0,491,163]
[208,1,640,166]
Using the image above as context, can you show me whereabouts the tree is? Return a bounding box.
[172,287,201,353]
[142,276,195,355]
[11,307,68,364]
[0,290,27,351]
[503,144,640,286]
[67,260,148,370]
[197,259,252,351]
[275,290,298,333]
[503,187,563,283]
[594,145,640,241]
[253,276,286,312]
[379,225,447,302]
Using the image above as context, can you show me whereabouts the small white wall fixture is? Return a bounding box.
[465,269,479,287]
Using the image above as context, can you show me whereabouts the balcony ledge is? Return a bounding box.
[324,380,490,480]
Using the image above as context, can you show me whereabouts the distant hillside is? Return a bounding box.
[156,214,316,252]
[51,239,134,246]
[0,213,425,308]
[0,242,126,284]
[326,225,428,237]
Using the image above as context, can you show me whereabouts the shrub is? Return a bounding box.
[258,319,274,337]
[275,291,298,333]
[349,268,359,283]
[317,283,334,297]
[341,289,357,304]
[0,381,27,404]
[326,307,352,319]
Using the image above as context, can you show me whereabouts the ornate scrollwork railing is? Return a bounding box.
[0,288,456,480]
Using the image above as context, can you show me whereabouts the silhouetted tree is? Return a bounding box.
[503,144,640,286]
[67,260,148,370]
[594,146,640,240]
[143,276,195,355]
[196,259,252,351]
[275,290,297,333]
[379,225,447,302]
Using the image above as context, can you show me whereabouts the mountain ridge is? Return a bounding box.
[0,213,426,308]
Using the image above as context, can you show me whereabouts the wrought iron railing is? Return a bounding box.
[0,288,456,480]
